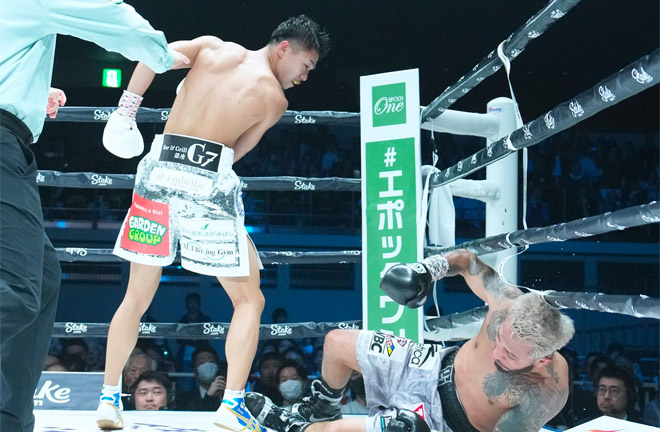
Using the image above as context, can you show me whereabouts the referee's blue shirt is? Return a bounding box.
[0,0,174,141]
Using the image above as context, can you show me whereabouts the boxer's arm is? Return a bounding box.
[233,94,287,162]
[44,0,175,73]
[126,37,215,96]
[444,250,521,304]
[491,381,567,432]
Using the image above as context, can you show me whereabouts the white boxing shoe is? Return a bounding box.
[96,400,124,430]
[214,397,263,431]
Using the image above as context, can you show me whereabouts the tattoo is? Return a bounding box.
[483,370,565,432]
[486,310,508,342]
[447,250,473,276]
[546,361,559,383]
[475,260,521,301]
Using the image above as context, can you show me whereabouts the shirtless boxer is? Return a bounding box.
[245,250,575,432]
[96,15,330,430]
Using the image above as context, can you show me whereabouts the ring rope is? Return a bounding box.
[37,170,361,192]
[429,201,659,257]
[57,248,362,264]
[56,202,659,264]
[51,320,361,340]
[421,0,582,123]
[44,107,360,127]
[426,289,660,343]
[431,49,660,187]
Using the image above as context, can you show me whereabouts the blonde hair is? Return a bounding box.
[509,293,575,359]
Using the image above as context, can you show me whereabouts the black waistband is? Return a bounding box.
[437,350,480,432]
[0,109,34,145]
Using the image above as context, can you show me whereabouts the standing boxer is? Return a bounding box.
[97,15,330,431]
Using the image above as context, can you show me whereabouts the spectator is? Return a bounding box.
[277,339,294,354]
[60,353,87,372]
[252,351,284,406]
[141,340,176,374]
[132,371,172,411]
[310,347,324,377]
[587,354,615,392]
[607,342,626,361]
[579,366,642,423]
[178,346,227,411]
[61,338,89,367]
[321,143,340,176]
[341,371,369,415]
[85,339,107,372]
[43,354,61,371]
[579,146,603,180]
[283,347,305,367]
[123,353,157,404]
[580,352,605,391]
[277,360,308,409]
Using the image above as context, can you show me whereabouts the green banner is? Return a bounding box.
[360,69,421,341]
[364,138,420,340]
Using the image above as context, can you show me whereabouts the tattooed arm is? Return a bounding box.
[444,250,522,304]
[485,370,568,432]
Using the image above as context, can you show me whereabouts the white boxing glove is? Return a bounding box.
[176,77,186,95]
[102,90,144,159]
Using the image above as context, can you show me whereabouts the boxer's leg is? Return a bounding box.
[214,240,264,431]
[291,330,364,423]
[97,262,162,429]
[320,329,361,388]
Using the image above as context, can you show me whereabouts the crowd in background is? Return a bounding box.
[41,293,660,428]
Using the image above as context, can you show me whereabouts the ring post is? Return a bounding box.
[360,69,423,341]
[484,97,519,283]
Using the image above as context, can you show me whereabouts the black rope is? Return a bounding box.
[52,320,362,339]
[430,49,660,187]
[429,202,659,257]
[44,107,360,127]
[421,0,582,123]
[37,170,361,191]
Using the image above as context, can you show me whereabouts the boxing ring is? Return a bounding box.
[36,0,659,430]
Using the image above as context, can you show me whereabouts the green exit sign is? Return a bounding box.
[102,69,122,88]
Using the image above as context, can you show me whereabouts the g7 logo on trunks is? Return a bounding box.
[372,82,406,127]
[160,140,222,172]
[128,216,167,246]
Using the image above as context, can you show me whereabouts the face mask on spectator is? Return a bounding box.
[197,361,218,384]
[279,379,303,400]
[302,344,314,355]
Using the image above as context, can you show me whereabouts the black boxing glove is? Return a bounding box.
[380,255,449,309]
[385,409,431,432]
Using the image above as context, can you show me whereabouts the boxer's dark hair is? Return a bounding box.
[270,15,331,59]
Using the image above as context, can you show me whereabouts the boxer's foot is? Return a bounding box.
[292,379,343,422]
[245,393,309,432]
[96,401,124,429]
[214,396,263,431]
